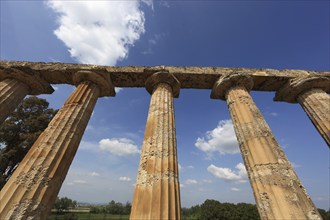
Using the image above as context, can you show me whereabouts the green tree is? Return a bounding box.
[54,196,77,213]
[318,209,330,220]
[0,96,57,189]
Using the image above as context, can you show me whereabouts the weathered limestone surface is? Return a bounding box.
[1,60,329,91]
[0,77,104,219]
[130,72,181,220]
[0,69,53,124]
[274,76,330,147]
[212,73,321,220]
[298,89,330,146]
[0,79,29,124]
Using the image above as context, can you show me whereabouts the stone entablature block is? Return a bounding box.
[1,61,329,91]
[0,67,53,95]
[274,76,330,103]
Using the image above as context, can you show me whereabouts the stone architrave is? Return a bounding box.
[0,71,114,220]
[130,72,181,220]
[274,76,330,147]
[211,73,321,220]
[0,69,53,124]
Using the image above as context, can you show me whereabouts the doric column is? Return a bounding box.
[0,69,53,124]
[211,73,321,220]
[274,76,330,147]
[0,71,114,220]
[130,72,181,220]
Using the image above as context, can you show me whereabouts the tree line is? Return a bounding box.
[53,197,330,219]
[89,200,131,215]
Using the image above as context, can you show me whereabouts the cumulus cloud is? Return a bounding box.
[207,163,248,183]
[231,187,241,192]
[67,180,87,185]
[47,1,150,65]
[119,176,132,182]
[291,162,302,168]
[99,138,140,156]
[195,120,239,157]
[88,172,100,177]
[268,112,278,117]
[185,179,198,185]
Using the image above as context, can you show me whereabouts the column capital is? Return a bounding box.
[0,68,53,95]
[73,70,115,97]
[145,71,180,97]
[274,76,330,103]
[211,72,254,100]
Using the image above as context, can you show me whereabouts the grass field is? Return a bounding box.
[48,213,129,220]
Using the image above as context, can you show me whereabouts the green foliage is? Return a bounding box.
[182,199,260,220]
[0,96,57,189]
[63,213,78,220]
[54,197,77,213]
[182,205,201,219]
[90,201,131,215]
[48,213,129,220]
[318,209,330,220]
[49,197,329,220]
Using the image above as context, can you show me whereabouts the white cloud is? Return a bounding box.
[115,87,123,93]
[207,163,248,183]
[88,172,100,177]
[195,120,239,157]
[99,138,140,156]
[79,140,99,151]
[67,180,87,185]
[178,164,183,171]
[202,179,212,184]
[231,187,241,192]
[291,162,302,168]
[119,176,132,182]
[159,1,170,8]
[185,179,198,185]
[47,1,150,65]
[269,112,278,117]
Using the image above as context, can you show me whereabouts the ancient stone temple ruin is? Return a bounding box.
[0,61,329,220]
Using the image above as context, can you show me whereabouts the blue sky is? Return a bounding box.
[1,0,329,209]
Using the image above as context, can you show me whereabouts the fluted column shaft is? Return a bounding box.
[227,86,320,219]
[0,69,54,124]
[0,81,99,220]
[130,73,181,220]
[212,74,321,220]
[274,76,330,147]
[0,78,29,124]
[298,89,330,146]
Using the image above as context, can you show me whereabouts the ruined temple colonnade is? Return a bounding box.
[0,61,329,220]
